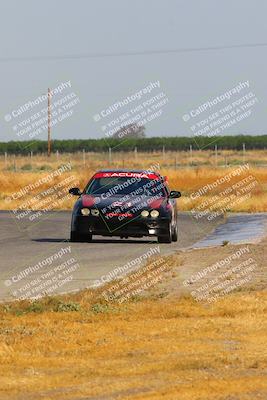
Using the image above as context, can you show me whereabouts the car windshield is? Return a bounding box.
[85,176,167,197]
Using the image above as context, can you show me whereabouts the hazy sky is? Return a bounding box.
[0,0,267,142]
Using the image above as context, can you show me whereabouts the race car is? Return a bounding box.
[69,169,181,243]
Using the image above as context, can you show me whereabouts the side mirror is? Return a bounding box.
[169,190,181,199]
[69,187,82,196]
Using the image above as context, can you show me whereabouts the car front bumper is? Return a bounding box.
[72,214,171,237]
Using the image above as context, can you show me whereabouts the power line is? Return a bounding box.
[0,42,267,62]
[47,88,52,157]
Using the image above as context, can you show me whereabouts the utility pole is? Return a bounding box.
[243,143,246,165]
[47,88,52,157]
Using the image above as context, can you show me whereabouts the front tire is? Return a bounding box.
[172,219,178,242]
[158,222,172,244]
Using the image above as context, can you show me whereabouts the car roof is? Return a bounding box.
[96,169,161,175]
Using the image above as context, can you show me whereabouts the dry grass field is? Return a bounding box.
[1,149,267,212]
[1,150,267,399]
[0,240,266,400]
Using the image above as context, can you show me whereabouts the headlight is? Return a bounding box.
[91,209,100,216]
[81,208,90,216]
[141,210,149,217]
[150,210,159,218]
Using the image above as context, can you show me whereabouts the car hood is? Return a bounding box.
[77,194,168,213]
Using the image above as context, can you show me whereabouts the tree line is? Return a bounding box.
[0,135,267,154]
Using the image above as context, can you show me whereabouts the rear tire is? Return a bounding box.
[158,223,172,244]
[70,231,92,242]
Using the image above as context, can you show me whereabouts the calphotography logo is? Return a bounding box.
[182,246,258,304]
[92,81,169,141]
[181,80,260,147]
[5,162,80,230]
[83,163,167,232]
[3,246,81,301]
[187,164,262,222]
[3,80,80,148]
[92,245,161,288]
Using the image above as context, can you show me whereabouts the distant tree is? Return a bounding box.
[113,123,145,139]
[1,135,267,154]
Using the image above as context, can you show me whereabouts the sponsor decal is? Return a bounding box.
[106,212,133,218]
[93,172,160,180]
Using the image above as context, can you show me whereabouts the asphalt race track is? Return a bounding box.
[1,210,266,302]
[0,210,228,301]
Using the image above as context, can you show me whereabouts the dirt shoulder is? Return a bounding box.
[146,236,267,301]
[0,238,266,400]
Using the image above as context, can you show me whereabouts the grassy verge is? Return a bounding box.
[1,293,267,400]
[0,243,267,400]
[1,156,267,213]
